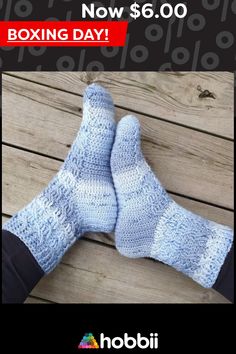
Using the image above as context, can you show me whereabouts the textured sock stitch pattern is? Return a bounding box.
[3,84,117,273]
[111,115,233,288]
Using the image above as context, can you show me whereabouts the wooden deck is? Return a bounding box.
[2,72,234,303]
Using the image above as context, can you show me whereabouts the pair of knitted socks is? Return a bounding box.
[4,84,233,288]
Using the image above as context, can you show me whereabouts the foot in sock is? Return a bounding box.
[3,84,117,273]
[111,115,233,288]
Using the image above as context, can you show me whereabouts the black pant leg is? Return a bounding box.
[213,243,234,303]
[2,230,44,304]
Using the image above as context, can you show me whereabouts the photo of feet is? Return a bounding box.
[2,72,234,303]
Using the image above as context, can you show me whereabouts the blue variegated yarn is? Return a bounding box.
[3,84,117,273]
[111,115,233,288]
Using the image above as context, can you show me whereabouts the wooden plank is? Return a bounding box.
[2,146,233,232]
[2,75,233,208]
[30,239,229,303]
[6,72,234,139]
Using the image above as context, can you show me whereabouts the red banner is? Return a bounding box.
[0,21,128,47]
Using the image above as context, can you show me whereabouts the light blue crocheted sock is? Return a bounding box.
[3,84,117,273]
[111,115,233,288]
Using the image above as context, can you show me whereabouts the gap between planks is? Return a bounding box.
[24,295,55,304]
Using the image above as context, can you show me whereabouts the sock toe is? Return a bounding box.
[117,115,140,130]
[83,83,115,118]
[111,115,142,173]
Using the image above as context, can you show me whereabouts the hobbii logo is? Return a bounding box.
[78,332,159,350]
